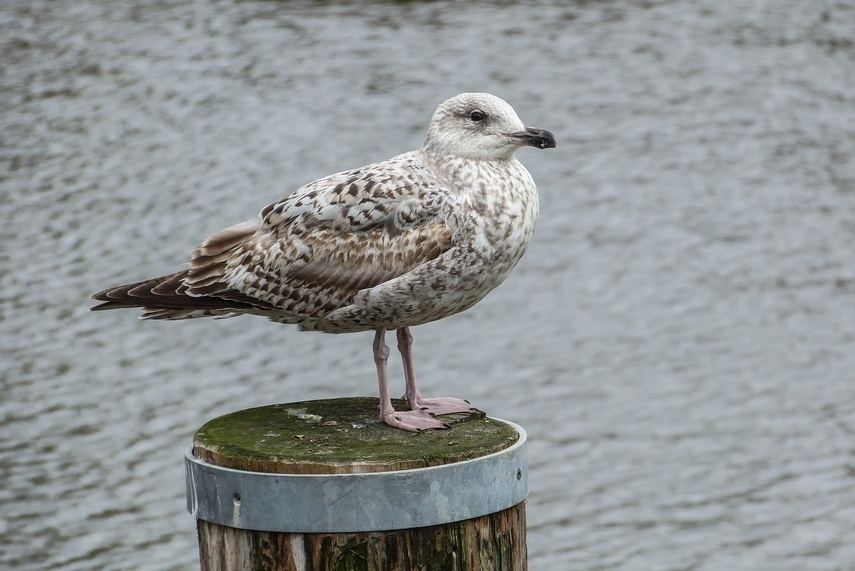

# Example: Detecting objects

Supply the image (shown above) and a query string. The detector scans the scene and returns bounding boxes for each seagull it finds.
[92,92,557,432]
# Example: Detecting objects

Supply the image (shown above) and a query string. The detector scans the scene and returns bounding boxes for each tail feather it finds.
[90,271,271,319]
[91,220,271,320]
[91,273,178,310]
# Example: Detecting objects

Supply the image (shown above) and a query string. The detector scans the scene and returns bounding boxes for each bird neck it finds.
[421,148,521,192]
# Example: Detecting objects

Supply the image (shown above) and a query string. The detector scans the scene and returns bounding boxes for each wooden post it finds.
[185,397,528,571]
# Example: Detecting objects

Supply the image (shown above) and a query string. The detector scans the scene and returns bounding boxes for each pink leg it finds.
[373,329,449,432]
[397,327,476,416]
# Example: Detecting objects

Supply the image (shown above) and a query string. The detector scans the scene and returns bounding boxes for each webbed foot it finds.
[383,408,451,432]
[410,396,478,417]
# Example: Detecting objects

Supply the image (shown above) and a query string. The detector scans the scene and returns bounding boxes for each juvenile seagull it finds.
[92,93,557,432]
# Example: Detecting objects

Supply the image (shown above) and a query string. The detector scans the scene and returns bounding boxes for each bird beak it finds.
[507,126,558,149]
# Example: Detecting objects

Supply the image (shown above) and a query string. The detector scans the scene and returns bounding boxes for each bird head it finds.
[424,93,557,161]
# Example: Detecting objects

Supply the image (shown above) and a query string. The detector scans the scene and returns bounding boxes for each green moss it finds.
[194,397,519,473]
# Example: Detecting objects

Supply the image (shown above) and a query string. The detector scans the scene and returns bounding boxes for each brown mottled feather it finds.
[92,163,454,324]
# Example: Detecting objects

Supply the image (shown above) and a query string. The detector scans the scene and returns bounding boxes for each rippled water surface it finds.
[3,1,855,569]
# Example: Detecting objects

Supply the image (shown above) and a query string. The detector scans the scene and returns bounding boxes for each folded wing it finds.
[92,161,454,324]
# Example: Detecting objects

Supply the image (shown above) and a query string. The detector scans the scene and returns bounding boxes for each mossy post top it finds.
[186,397,528,532]
[192,397,522,474]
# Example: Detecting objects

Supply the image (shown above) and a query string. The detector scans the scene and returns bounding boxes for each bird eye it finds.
[469,110,485,122]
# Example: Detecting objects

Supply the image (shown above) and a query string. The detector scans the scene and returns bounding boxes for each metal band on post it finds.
[185,420,527,533]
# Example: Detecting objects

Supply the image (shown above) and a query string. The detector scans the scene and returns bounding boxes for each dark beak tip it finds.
[539,129,558,149]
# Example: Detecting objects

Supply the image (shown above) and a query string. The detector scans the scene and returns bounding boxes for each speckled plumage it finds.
[93,93,556,431]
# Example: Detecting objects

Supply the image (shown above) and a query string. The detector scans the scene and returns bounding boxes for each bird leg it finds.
[396,327,477,416]
[374,329,449,432]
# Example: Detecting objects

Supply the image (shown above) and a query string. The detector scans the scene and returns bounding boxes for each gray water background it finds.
[3,1,855,569]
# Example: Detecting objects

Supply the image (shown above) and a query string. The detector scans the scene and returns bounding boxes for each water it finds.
[2,1,855,569]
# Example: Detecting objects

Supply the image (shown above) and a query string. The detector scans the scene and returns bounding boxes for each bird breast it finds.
[313,158,540,333]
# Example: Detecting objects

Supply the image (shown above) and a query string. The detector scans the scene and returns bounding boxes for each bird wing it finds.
[185,157,454,319]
